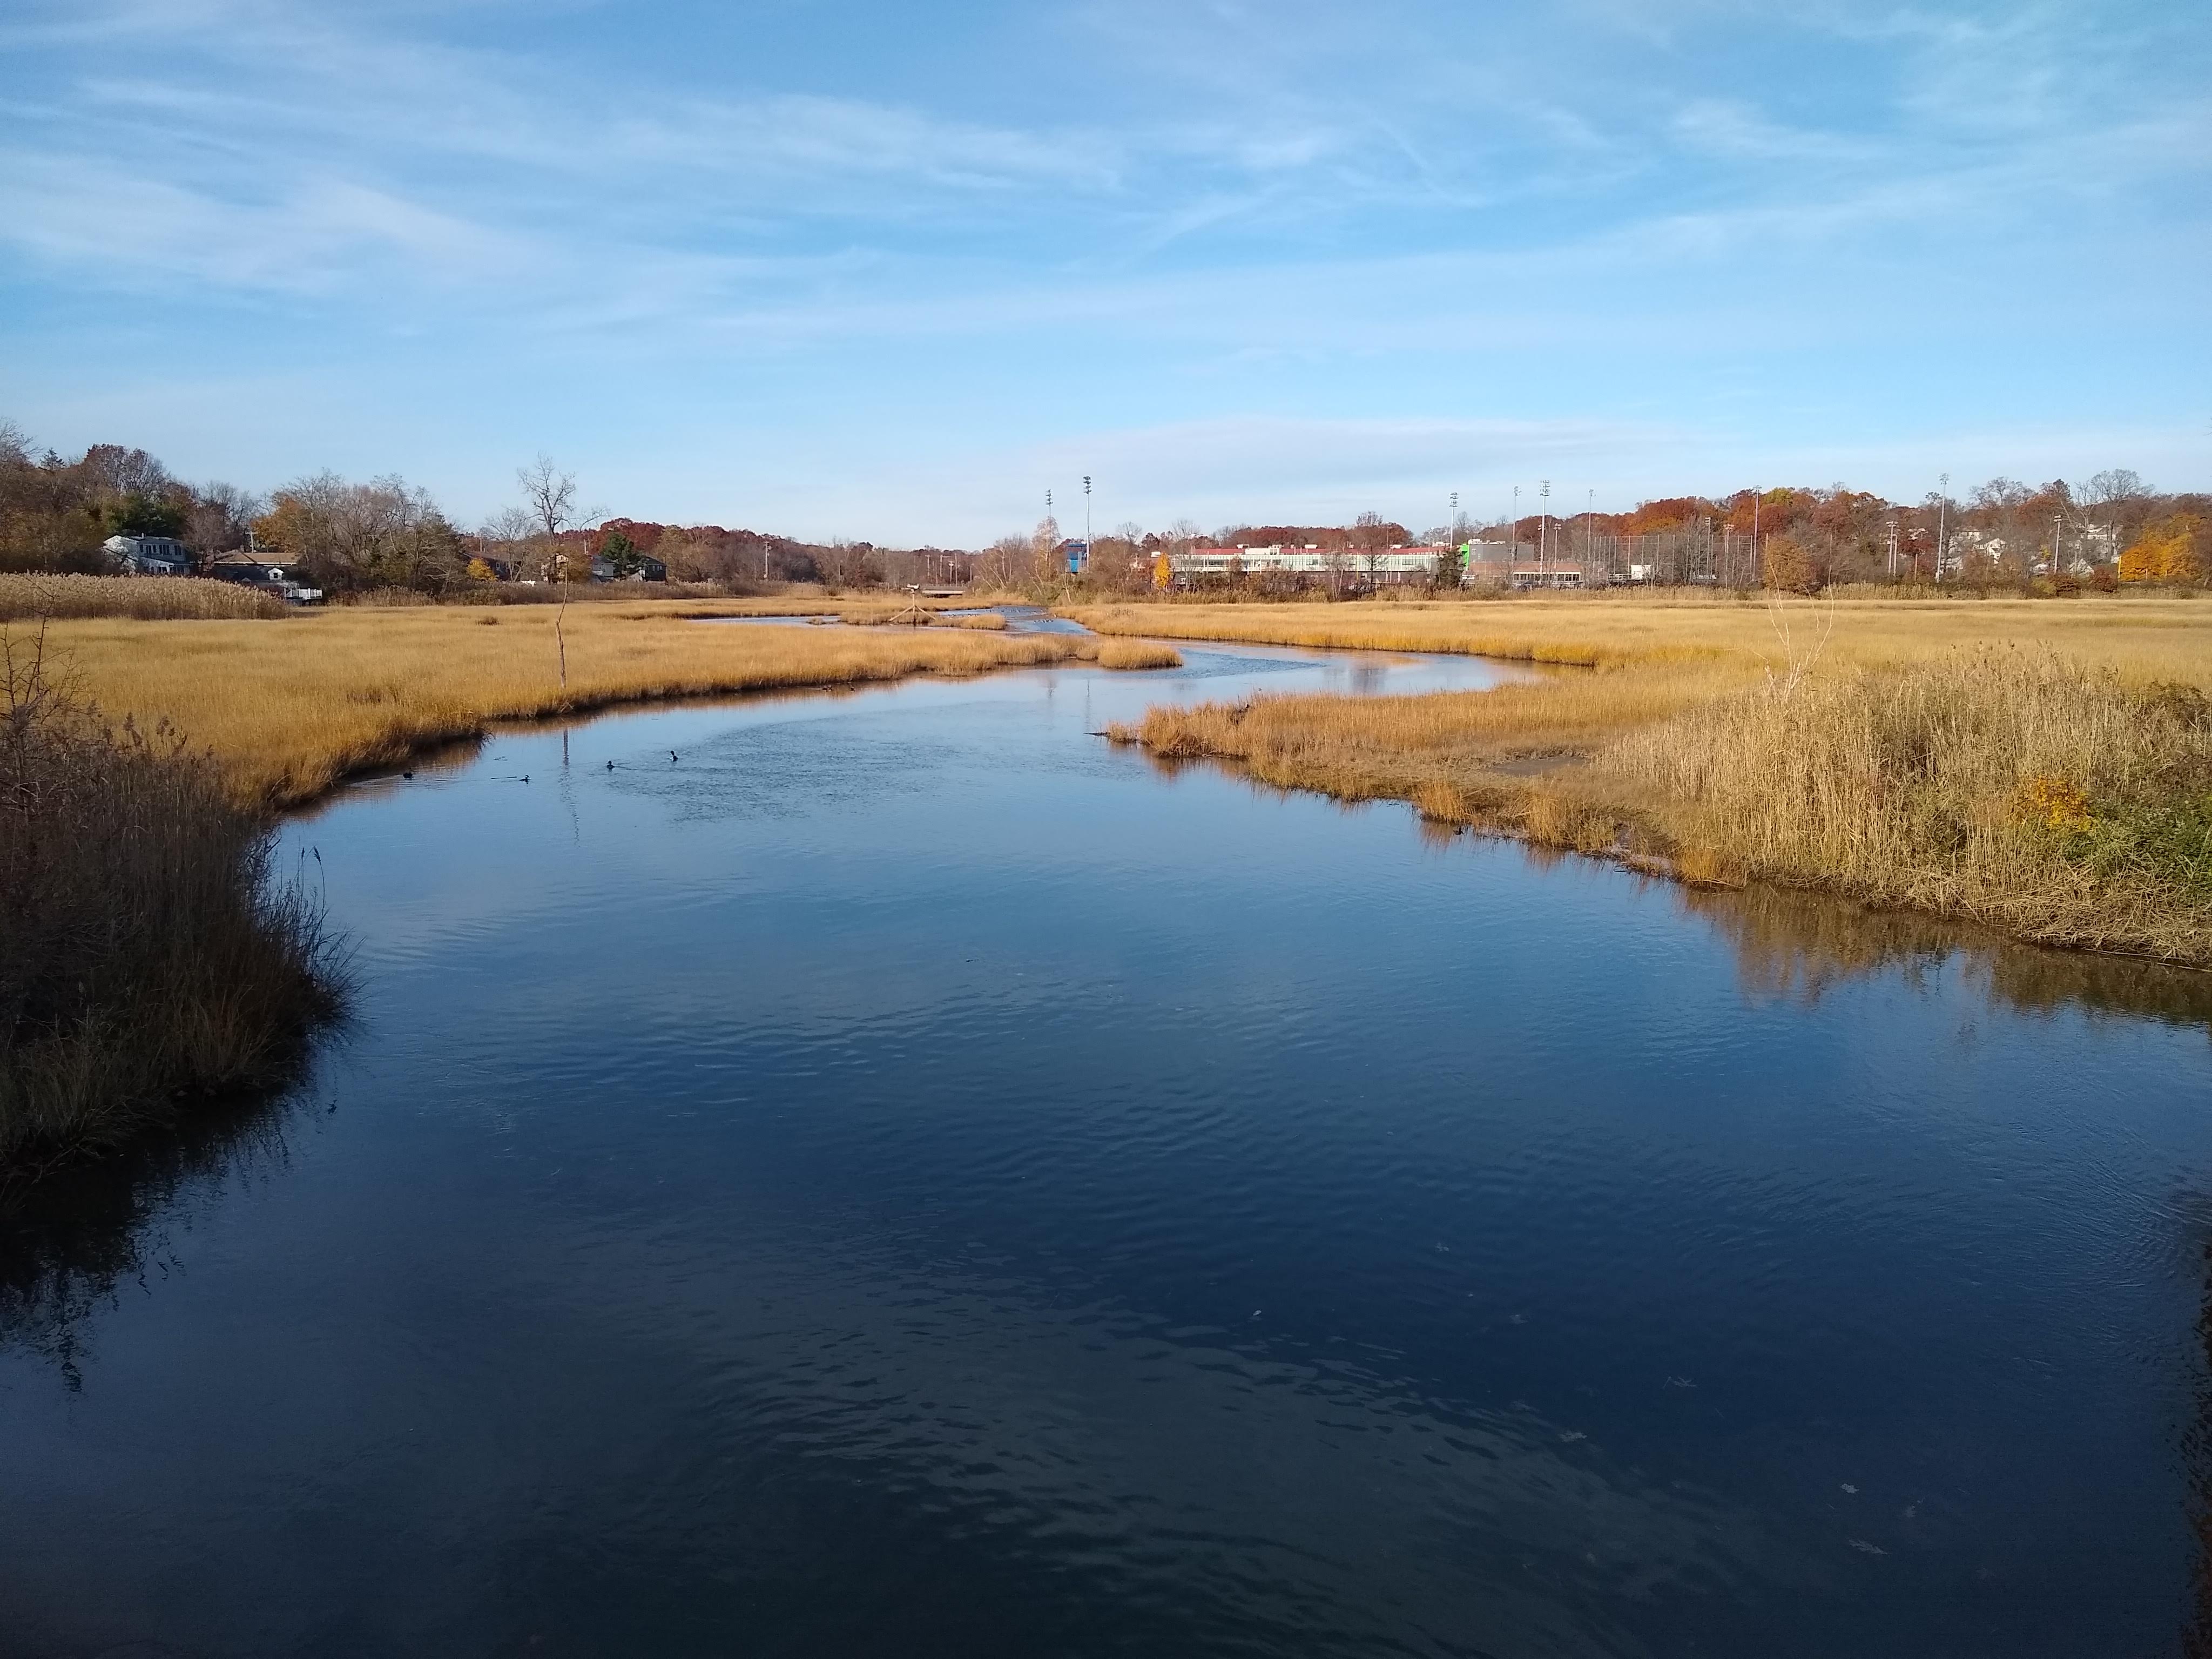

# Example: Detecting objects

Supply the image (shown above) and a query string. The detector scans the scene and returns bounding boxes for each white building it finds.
[1169,544,1444,585]
[102,533,193,575]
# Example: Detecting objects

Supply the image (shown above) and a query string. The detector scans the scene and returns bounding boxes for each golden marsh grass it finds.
[32,604,1105,807]
[1094,639,1183,670]
[1099,595,2212,965]
[1067,594,2212,684]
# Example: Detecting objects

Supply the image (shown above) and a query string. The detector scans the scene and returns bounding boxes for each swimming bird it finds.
[520,774,529,784]
[670,750,679,762]
[402,770,414,779]
[606,759,615,770]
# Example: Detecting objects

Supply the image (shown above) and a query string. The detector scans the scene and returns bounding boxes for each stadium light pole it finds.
[1936,472,1949,584]
[1084,475,1092,576]
[1539,480,1551,578]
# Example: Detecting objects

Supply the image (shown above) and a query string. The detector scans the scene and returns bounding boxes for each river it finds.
[3,626,2210,1657]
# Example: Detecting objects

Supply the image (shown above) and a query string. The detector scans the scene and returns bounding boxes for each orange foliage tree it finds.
[2119,514,2205,583]
[1761,534,1821,595]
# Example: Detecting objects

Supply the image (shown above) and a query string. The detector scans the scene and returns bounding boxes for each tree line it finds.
[0,430,975,597]
[2,417,2201,597]
[1490,476,2207,590]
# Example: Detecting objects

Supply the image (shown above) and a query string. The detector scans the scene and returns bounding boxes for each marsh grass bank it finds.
[1,632,345,1181]
[1066,594,2212,682]
[31,603,1135,808]
[1099,597,2212,965]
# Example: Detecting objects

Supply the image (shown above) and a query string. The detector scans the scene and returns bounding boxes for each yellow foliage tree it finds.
[2120,514,2206,583]
[1761,534,1821,595]
[250,494,314,558]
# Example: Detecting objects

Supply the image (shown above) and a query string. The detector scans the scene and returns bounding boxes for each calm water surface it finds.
[5,628,2211,1657]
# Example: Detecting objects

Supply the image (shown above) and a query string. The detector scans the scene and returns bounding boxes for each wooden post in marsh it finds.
[556,595,568,689]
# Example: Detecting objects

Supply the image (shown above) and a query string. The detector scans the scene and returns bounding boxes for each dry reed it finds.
[1602,651,2212,959]
[1,629,345,1175]
[1101,594,2212,965]
[0,574,287,623]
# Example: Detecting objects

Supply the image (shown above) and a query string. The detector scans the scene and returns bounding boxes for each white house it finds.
[103,533,193,575]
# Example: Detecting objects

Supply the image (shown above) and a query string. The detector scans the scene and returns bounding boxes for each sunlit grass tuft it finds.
[1095,639,1183,670]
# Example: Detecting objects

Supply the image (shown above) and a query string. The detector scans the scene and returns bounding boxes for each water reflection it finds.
[1680,881,2212,1035]
[0,1075,318,1388]
[2,643,2207,1657]
[2188,1220,2212,1658]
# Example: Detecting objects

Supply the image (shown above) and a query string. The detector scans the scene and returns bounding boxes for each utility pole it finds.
[1451,490,1459,544]
[1585,488,1594,581]
[1936,473,1948,585]
[1512,485,1520,563]
[1752,485,1761,586]
[1539,480,1551,579]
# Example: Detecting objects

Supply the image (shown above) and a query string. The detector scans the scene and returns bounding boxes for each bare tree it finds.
[480,506,538,544]
[2082,468,2150,567]
[2086,468,2146,505]
[1353,509,1392,587]
[186,482,262,553]
[517,454,577,537]
[258,472,463,590]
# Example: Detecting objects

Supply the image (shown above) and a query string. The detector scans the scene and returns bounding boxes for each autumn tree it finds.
[2120,515,2207,584]
[1762,534,1822,595]
[253,473,467,593]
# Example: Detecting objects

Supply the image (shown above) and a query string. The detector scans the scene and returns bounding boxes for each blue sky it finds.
[2,0,2206,542]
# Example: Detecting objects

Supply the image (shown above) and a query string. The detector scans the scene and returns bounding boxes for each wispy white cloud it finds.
[1,0,2204,530]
